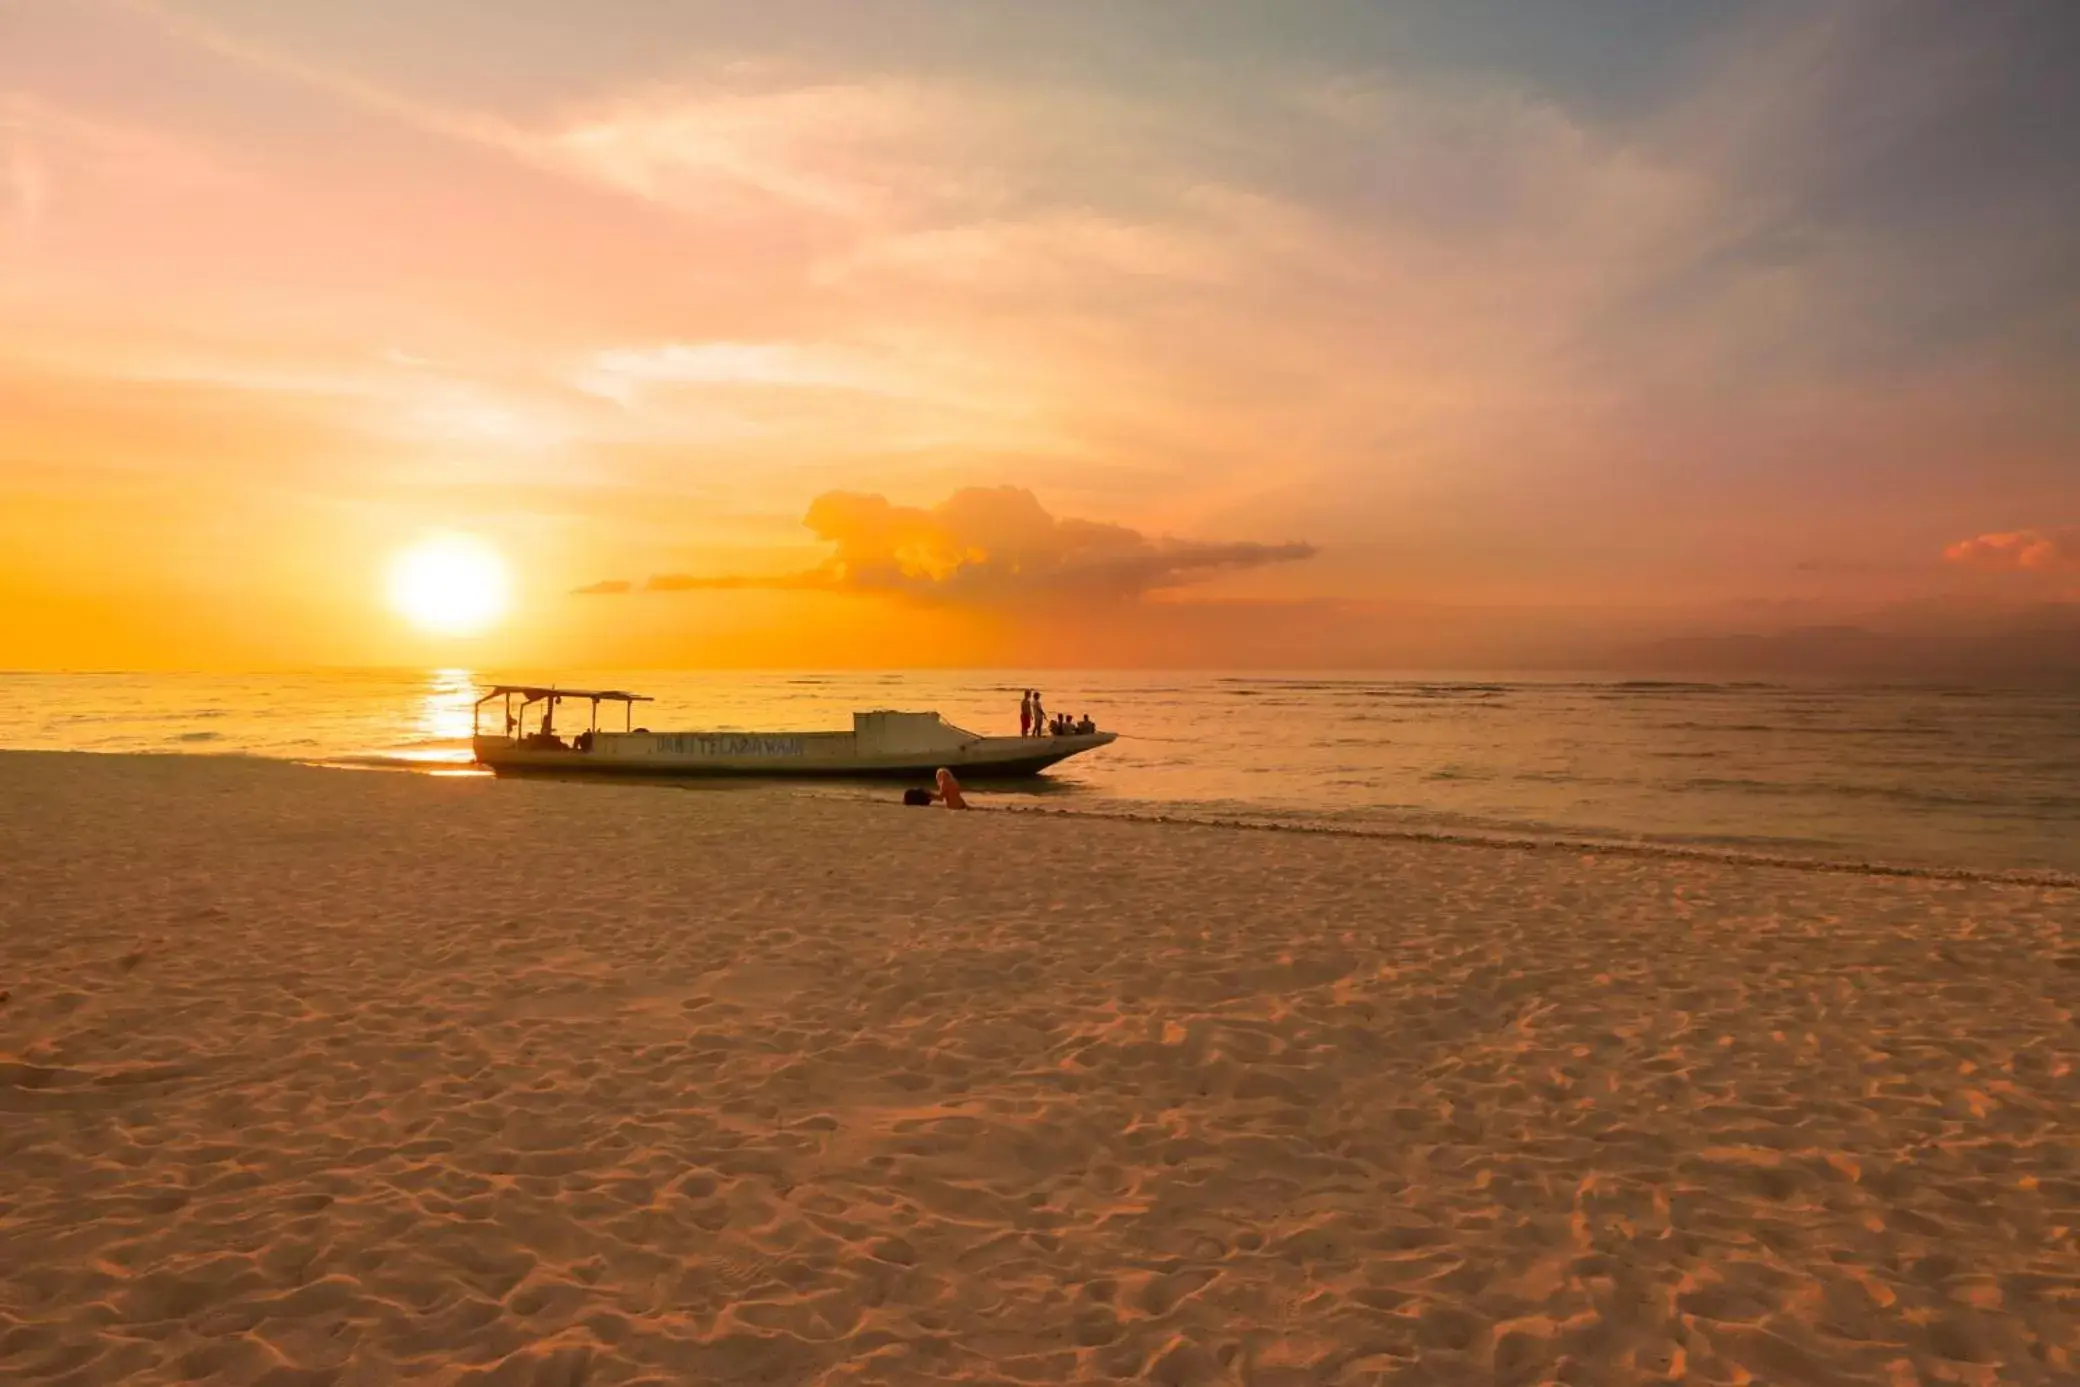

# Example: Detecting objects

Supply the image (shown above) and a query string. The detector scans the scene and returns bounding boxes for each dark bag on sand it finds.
[902,788,932,807]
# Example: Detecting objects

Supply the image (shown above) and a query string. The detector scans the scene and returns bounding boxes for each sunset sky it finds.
[3,0,2076,670]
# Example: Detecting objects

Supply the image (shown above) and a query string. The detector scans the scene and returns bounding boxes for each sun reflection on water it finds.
[393,668,479,764]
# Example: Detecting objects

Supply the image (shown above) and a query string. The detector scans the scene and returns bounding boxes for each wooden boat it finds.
[470,685,1116,778]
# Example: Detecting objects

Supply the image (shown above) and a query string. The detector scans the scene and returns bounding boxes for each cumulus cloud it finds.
[592,487,1314,603]
[1943,528,2080,574]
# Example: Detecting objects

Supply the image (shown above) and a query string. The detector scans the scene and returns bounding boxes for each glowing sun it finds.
[387,534,510,636]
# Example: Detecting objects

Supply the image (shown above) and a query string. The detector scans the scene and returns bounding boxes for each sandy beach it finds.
[2,751,2077,1386]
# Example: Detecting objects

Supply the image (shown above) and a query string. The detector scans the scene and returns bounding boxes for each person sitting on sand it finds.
[932,767,968,809]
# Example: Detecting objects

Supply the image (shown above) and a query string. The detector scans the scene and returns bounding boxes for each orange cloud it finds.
[1943,528,2080,574]
[589,487,1315,603]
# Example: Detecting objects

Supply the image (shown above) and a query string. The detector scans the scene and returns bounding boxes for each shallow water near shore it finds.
[3,668,2077,877]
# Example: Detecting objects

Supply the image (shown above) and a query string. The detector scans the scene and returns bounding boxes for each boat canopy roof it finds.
[475,684,652,705]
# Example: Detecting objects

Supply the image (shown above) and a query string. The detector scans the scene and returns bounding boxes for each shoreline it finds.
[8,746,2078,891]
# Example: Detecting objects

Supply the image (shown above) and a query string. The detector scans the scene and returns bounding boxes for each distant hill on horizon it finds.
[1618,606,2080,687]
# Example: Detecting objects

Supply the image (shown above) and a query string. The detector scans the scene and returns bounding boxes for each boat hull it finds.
[472,729,1115,780]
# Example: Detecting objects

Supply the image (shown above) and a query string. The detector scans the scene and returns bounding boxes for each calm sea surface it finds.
[3,669,2077,879]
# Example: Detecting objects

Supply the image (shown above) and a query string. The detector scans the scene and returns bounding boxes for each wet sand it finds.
[2,750,2078,1385]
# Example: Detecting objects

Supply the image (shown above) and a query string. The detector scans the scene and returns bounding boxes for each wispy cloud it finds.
[116,0,494,148]
[532,80,953,219]
[575,341,901,403]
[0,92,237,219]
[815,211,1236,293]
[1,100,50,255]
[125,6,981,227]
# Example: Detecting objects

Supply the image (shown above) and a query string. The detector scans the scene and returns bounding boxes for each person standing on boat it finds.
[1031,691,1045,737]
[1019,690,1033,738]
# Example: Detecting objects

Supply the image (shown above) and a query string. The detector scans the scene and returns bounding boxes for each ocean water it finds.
[3,669,2077,879]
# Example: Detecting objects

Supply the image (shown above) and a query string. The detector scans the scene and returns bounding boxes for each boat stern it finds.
[471,734,516,768]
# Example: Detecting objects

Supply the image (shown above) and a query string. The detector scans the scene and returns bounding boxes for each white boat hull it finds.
[472,709,1114,779]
